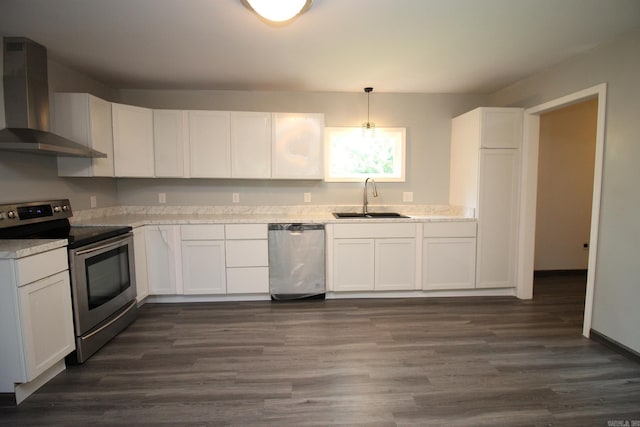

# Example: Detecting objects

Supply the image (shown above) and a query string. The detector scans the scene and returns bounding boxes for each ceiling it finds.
[1,0,639,94]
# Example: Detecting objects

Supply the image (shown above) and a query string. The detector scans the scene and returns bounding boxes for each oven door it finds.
[69,233,137,336]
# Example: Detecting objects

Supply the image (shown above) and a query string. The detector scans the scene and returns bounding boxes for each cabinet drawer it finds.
[225,240,268,267]
[333,223,416,239]
[181,224,225,240]
[225,224,268,239]
[423,221,477,238]
[227,267,269,294]
[16,248,68,287]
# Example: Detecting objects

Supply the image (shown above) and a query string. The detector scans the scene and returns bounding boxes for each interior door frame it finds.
[516,83,607,337]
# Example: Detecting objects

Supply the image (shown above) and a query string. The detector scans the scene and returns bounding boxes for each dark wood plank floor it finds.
[2,273,640,426]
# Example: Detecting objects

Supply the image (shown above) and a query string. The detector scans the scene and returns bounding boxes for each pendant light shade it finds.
[362,87,376,132]
[242,0,312,23]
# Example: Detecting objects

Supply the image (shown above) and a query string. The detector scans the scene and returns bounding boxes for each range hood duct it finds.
[0,37,106,157]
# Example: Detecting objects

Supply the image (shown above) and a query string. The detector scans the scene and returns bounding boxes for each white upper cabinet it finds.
[230,112,271,178]
[480,108,523,148]
[188,110,231,178]
[153,110,188,178]
[112,103,155,177]
[54,93,114,177]
[272,113,324,179]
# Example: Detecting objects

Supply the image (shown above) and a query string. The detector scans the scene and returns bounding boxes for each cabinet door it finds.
[227,267,269,294]
[154,110,187,177]
[375,238,416,291]
[112,103,155,177]
[481,108,523,149]
[145,226,180,295]
[181,240,226,295]
[230,112,271,178]
[333,239,375,291]
[133,227,149,302]
[272,113,324,179]
[477,149,519,288]
[55,93,114,177]
[423,238,476,290]
[18,271,75,381]
[188,110,231,178]
[225,240,268,267]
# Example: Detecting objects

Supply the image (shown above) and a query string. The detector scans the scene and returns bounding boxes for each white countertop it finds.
[1,205,475,256]
[0,239,68,259]
[70,204,475,227]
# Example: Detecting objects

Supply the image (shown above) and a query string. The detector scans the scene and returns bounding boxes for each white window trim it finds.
[323,127,406,182]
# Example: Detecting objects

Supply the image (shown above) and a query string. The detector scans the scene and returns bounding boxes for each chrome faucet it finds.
[363,177,378,214]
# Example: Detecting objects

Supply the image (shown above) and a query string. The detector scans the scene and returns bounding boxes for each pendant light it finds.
[241,0,312,24]
[362,87,376,133]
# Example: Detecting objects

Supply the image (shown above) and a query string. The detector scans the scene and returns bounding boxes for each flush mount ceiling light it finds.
[241,0,313,24]
[362,87,376,132]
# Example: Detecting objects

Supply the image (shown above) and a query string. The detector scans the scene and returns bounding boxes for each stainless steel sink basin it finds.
[333,212,410,219]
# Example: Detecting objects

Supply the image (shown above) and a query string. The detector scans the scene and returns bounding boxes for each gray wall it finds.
[490,28,640,353]
[116,90,485,207]
[0,43,119,210]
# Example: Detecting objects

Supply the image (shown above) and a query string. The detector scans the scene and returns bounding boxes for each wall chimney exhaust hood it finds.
[0,37,106,158]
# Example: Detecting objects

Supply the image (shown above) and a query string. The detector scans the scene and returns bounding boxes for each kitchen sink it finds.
[333,212,410,219]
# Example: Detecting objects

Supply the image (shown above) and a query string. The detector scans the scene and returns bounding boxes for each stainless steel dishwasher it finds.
[268,223,325,300]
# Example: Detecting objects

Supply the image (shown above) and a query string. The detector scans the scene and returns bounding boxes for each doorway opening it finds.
[533,99,598,316]
[517,84,607,338]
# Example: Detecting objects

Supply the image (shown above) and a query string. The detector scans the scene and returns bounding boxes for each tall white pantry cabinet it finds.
[449,107,523,289]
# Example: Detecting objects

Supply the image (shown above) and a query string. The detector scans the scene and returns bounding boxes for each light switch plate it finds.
[90,195,97,208]
[304,192,311,203]
[232,193,240,203]
[158,193,166,204]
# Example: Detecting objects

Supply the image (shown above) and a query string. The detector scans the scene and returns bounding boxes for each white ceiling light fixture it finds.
[241,0,313,24]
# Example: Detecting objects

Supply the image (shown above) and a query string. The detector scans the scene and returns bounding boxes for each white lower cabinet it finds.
[18,271,75,381]
[333,239,375,291]
[332,223,417,292]
[375,239,416,291]
[145,225,181,295]
[133,226,149,302]
[0,247,75,404]
[422,222,477,290]
[181,240,226,294]
[225,224,269,294]
[180,225,226,295]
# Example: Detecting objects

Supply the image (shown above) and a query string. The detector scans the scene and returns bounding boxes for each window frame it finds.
[323,127,406,182]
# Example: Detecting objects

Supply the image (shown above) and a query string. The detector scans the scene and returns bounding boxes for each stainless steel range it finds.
[0,199,137,363]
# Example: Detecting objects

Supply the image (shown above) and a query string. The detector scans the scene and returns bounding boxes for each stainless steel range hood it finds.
[0,37,106,157]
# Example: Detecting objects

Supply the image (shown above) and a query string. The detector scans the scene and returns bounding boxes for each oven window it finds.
[85,245,131,309]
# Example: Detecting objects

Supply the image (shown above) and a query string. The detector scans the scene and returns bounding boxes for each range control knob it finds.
[53,206,61,213]
[0,212,5,220]
[7,210,16,219]
[62,205,69,212]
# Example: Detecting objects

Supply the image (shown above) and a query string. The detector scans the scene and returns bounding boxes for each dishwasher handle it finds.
[268,223,325,232]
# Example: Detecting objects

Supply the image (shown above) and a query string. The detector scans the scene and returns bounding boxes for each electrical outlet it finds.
[158,192,166,204]
[90,195,97,208]
[232,193,240,203]
[403,192,414,202]
[304,192,311,203]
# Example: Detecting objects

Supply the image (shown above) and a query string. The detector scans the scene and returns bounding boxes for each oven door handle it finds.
[74,238,127,256]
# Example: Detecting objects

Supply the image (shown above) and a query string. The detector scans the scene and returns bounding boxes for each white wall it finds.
[116,90,485,207]
[490,28,640,353]
[0,37,119,210]
[535,99,597,271]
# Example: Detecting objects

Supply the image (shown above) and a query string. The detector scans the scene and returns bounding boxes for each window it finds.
[324,127,406,182]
